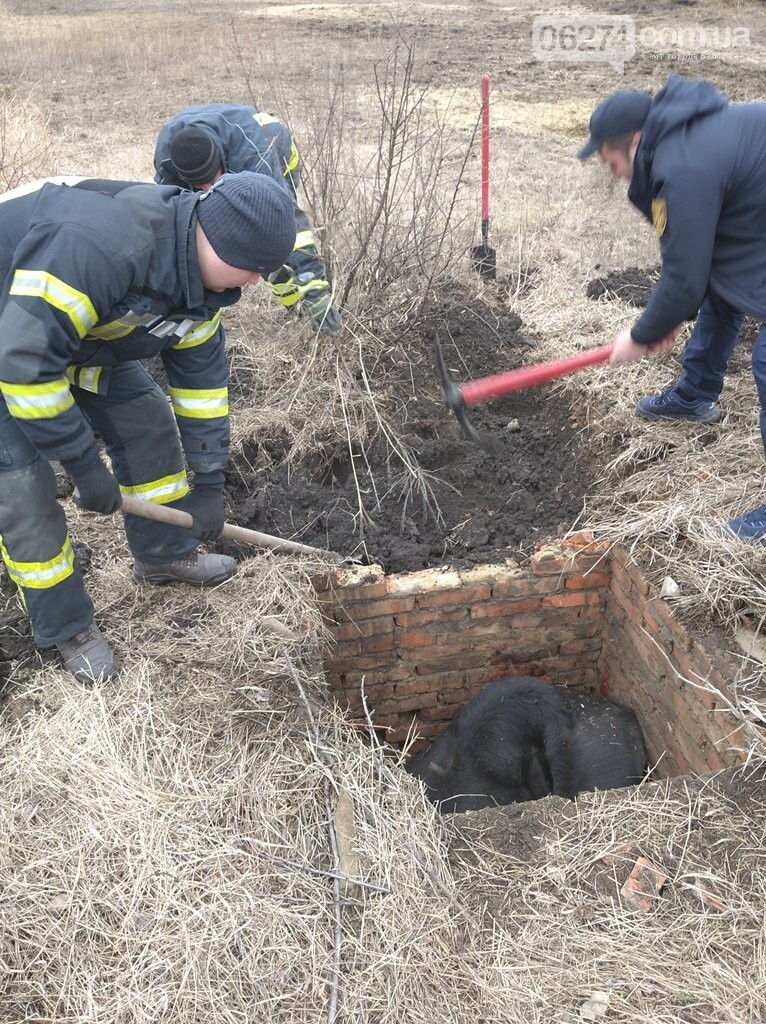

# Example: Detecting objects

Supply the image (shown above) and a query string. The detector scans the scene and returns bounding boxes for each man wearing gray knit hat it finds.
[0,173,296,685]
[196,172,296,275]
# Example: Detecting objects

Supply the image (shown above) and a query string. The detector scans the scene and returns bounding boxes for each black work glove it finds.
[62,448,122,515]
[185,473,225,541]
[301,287,342,334]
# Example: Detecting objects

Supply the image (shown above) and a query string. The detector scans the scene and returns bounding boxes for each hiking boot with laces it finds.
[56,623,119,684]
[721,503,766,545]
[636,385,721,424]
[132,550,236,587]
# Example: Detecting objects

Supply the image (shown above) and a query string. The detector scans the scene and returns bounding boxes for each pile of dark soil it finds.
[586,265,660,307]
[225,296,595,573]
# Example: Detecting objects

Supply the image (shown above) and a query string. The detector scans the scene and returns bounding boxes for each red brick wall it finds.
[601,548,757,778]
[316,533,609,746]
[316,536,760,776]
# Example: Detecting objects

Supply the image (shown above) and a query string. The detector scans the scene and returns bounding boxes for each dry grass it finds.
[2,1,766,1021]
[449,766,766,1023]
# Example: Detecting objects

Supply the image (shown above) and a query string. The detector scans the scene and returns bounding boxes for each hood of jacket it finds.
[629,76,728,217]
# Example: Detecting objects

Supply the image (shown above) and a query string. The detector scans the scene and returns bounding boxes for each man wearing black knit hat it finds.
[154,103,341,334]
[580,75,766,544]
[0,172,296,683]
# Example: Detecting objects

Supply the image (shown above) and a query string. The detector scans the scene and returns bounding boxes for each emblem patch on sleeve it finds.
[651,198,667,238]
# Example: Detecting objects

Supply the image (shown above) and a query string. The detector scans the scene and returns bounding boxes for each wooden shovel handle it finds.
[120,494,342,562]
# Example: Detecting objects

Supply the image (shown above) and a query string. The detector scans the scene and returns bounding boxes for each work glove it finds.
[63,448,122,515]
[301,287,342,334]
[267,267,341,334]
[185,472,225,542]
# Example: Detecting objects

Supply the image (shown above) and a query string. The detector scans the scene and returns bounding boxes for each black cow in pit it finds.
[406,675,647,813]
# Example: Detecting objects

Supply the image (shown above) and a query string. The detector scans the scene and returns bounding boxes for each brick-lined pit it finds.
[315,533,760,778]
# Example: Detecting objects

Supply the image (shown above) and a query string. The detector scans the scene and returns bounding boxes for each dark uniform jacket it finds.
[154,104,327,297]
[154,103,296,190]
[629,75,766,344]
[0,178,236,473]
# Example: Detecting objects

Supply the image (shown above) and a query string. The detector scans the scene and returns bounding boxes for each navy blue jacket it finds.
[154,104,327,292]
[629,76,766,344]
[0,179,237,472]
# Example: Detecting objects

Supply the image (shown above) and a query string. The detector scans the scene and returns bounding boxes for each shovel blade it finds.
[471,243,496,280]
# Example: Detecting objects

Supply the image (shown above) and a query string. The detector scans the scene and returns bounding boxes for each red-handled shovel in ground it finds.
[471,74,496,281]
[436,337,613,450]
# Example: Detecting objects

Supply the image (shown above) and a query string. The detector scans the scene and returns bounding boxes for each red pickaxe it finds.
[436,338,613,450]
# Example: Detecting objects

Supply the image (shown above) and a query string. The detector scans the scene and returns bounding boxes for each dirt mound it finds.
[225,298,595,572]
[586,265,660,307]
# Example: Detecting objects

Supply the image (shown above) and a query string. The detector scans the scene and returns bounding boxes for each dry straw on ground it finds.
[1,1,766,1021]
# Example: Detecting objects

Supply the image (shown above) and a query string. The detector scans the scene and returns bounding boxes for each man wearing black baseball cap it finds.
[579,74,766,544]
[577,89,652,161]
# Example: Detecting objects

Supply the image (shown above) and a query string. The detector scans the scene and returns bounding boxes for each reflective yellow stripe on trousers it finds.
[168,386,228,419]
[0,535,75,589]
[119,470,190,505]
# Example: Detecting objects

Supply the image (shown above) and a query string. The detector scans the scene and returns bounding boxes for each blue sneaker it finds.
[722,504,766,544]
[636,386,721,423]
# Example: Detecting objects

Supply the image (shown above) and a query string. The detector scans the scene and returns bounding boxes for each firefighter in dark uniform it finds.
[579,75,766,544]
[0,172,296,682]
[154,103,341,334]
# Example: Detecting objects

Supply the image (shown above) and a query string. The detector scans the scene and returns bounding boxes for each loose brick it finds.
[621,856,668,911]
[529,546,569,576]
[571,552,612,574]
[559,529,598,549]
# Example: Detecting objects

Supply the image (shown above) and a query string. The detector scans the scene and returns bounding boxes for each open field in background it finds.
[1,1,766,1021]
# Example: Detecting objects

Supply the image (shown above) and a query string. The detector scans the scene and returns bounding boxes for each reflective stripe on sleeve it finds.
[171,312,221,350]
[119,471,190,505]
[294,230,316,250]
[0,378,74,419]
[0,535,75,590]
[66,366,103,393]
[168,386,228,420]
[284,141,300,175]
[87,320,137,341]
[10,270,98,338]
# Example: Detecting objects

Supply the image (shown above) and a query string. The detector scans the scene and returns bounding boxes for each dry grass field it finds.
[1,1,766,1021]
